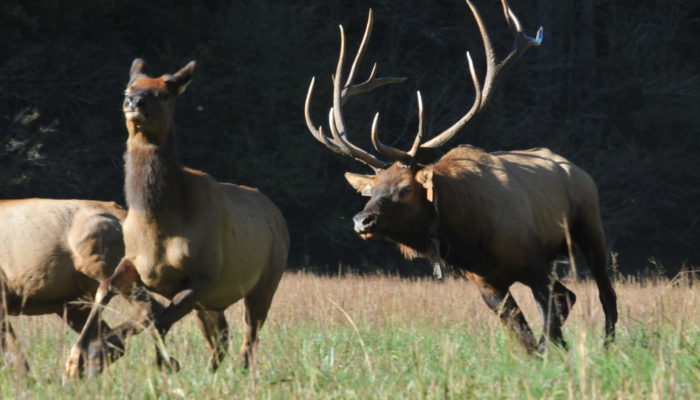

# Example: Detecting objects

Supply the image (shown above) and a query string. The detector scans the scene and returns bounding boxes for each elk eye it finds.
[398,185,411,198]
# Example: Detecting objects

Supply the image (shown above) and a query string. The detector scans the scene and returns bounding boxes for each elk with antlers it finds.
[65,59,289,377]
[305,0,617,351]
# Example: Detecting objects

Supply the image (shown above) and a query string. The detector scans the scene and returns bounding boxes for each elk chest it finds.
[122,215,192,297]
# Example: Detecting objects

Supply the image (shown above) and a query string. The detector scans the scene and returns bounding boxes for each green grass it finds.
[2,273,699,399]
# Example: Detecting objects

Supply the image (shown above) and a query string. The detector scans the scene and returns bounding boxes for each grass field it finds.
[1,272,699,399]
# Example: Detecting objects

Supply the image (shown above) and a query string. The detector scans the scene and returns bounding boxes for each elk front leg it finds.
[465,272,538,353]
[0,303,29,376]
[151,279,211,372]
[59,303,129,378]
[64,281,114,378]
[64,258,140,378]
[83,286,165,377]
[195,310,229,371]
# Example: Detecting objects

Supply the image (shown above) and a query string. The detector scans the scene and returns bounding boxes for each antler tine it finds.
[305,77,345,155]
[345,9,373,89]
[342,63,407,105]
[420,51,481,149]
[342,10,407,102]
[407,91,424,158]
[327,25,389,170]
[497,0,543,76]
[371,91,425,165]
[370,113,411,165]
[420,0,541,150]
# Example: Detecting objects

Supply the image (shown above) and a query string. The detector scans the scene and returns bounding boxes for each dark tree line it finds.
[1,0,698,275]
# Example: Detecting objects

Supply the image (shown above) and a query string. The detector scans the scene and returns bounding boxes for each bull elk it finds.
[0,199,130,375]
[65,59,289,377]
[304,0,617,351]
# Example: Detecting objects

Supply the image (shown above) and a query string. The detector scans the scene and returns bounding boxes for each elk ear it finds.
[344,172,375,197]
[169,60,196,95]
[130,58,147,78]
[415,169,435,202]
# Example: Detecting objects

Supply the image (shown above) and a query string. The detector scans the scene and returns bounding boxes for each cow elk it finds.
[65,59,289,377]
[0,199,131,375]
[304,0,617,352]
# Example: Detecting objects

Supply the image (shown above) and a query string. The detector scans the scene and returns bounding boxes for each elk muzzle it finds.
[353,211,378,238]
[123,95,146,121]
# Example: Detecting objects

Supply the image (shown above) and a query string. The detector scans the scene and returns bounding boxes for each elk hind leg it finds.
[195,309,229,371]
[573,217,618,342]
[529,278,576,350]
[240,293,276,370]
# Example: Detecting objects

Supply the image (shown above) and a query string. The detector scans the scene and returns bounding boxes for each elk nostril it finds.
[361,214,376,226]
[124,96,135,109]
[353,212,377,232]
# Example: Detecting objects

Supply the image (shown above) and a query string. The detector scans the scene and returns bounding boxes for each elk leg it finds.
[81,287,165,377]
[64,258,140,378]
[572,218,618,343]
[0,304,29,375]
[465,272,538,353]
[529,279,576,350]
[102,285,162,340]
[63,280,115,378]
[240,292,276,370]
[151,280,210,372]
[58,302,130,377]
[195,309,229,371]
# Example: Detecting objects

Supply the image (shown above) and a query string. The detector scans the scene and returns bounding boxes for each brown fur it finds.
[65,59,289,377]
[0,199,128,375]
[347,145,618,352]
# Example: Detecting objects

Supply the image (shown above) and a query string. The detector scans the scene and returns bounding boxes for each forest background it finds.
[1,0,698,275]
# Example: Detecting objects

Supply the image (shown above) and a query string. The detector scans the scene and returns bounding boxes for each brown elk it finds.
[304,0,617,351]
[0,199,131,375]
[65,59,289,377]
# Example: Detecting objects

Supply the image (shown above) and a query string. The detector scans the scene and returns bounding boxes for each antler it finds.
[305,9,407,172]
[305,1,542,169]
[372,0,543,162]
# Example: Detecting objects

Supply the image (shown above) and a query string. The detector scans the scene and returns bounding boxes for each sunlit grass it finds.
[2,272,699,399]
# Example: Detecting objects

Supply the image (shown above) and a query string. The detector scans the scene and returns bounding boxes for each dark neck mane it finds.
[124,130,182,215]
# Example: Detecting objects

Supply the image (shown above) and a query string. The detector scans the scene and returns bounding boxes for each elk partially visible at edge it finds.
[304,0,617,352]
[0,199,133,375]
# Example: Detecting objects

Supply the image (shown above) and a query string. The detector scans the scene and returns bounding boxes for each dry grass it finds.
[269,272,700,335]
[2,272,699,399]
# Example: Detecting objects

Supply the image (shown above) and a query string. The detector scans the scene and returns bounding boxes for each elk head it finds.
[123,59,196,144]
[305,0,542,251]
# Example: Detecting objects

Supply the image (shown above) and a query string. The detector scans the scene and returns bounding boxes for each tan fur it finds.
[426,146,597,272]
[320,0,615,354]
[66,59,289,376]
[0,199,125,314]
[122,166,289,309]
[346,145,617,351]
[0,198,126,373]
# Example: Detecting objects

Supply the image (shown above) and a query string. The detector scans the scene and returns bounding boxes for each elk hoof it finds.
[64,346,85,379]
[157,355,181,373]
